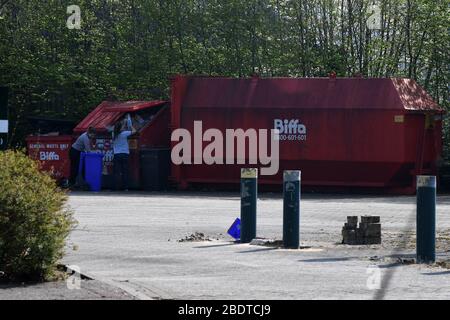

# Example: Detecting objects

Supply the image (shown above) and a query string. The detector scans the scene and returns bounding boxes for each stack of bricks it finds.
[342,216,381,245]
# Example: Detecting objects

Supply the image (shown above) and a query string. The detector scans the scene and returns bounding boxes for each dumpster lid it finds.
[178,76,443,112]
[391,78,442,112]
[74,100,168,134]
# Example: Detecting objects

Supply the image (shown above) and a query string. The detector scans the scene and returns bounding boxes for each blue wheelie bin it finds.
[79,152,104,191]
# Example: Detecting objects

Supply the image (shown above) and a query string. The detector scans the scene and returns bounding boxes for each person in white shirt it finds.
[69,127,96,185]
[112,120,136,191]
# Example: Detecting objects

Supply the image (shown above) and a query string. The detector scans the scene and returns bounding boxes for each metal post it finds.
[240,168,258,243]
[416,175,436,264]
[283,170,301,249]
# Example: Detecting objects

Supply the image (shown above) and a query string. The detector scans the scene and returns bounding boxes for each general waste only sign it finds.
[0,87,8,150]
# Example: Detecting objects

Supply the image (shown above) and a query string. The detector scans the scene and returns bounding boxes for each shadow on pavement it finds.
[298,257,359,263]
[421,271,450,276]
[193,242,237,249]
[237,247,279,254]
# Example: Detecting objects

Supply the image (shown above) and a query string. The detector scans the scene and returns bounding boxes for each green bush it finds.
[0,150,76,281]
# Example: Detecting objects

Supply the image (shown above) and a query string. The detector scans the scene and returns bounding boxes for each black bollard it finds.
[283,170,301,249]
[240,168,257,243]
[416,175,436,264]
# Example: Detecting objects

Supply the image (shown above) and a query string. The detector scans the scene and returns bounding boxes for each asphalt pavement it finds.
[58,191,450,300]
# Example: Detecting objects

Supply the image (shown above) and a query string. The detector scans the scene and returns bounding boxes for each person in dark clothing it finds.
[112,120,136,191]
[69,127,96,185]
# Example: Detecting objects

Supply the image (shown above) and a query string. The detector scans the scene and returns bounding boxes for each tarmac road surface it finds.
[62,191,450,300]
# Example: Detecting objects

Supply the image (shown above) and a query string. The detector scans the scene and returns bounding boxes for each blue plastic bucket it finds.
[227,218,241,240]
[83,152,104,192]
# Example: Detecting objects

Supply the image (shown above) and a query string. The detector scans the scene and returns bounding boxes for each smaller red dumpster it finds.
[73,100,171,189]
[26,135,73,183]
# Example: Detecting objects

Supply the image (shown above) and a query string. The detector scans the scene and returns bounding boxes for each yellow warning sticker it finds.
[394,115,404,123]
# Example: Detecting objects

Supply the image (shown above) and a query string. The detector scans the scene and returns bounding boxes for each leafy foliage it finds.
[0,0,448,157]
[0,150,76,281]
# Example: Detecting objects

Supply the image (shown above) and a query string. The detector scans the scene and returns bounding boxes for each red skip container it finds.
[169,75,444,194]
[26,135,73,183]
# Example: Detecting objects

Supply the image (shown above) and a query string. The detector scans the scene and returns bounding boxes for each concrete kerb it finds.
[62,264,170,300]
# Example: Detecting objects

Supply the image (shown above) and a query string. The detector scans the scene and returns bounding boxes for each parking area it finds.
[63,192,450,300]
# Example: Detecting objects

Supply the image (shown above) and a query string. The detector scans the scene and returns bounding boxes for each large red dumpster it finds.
[169,75,444,194]
[73,100,171,189]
